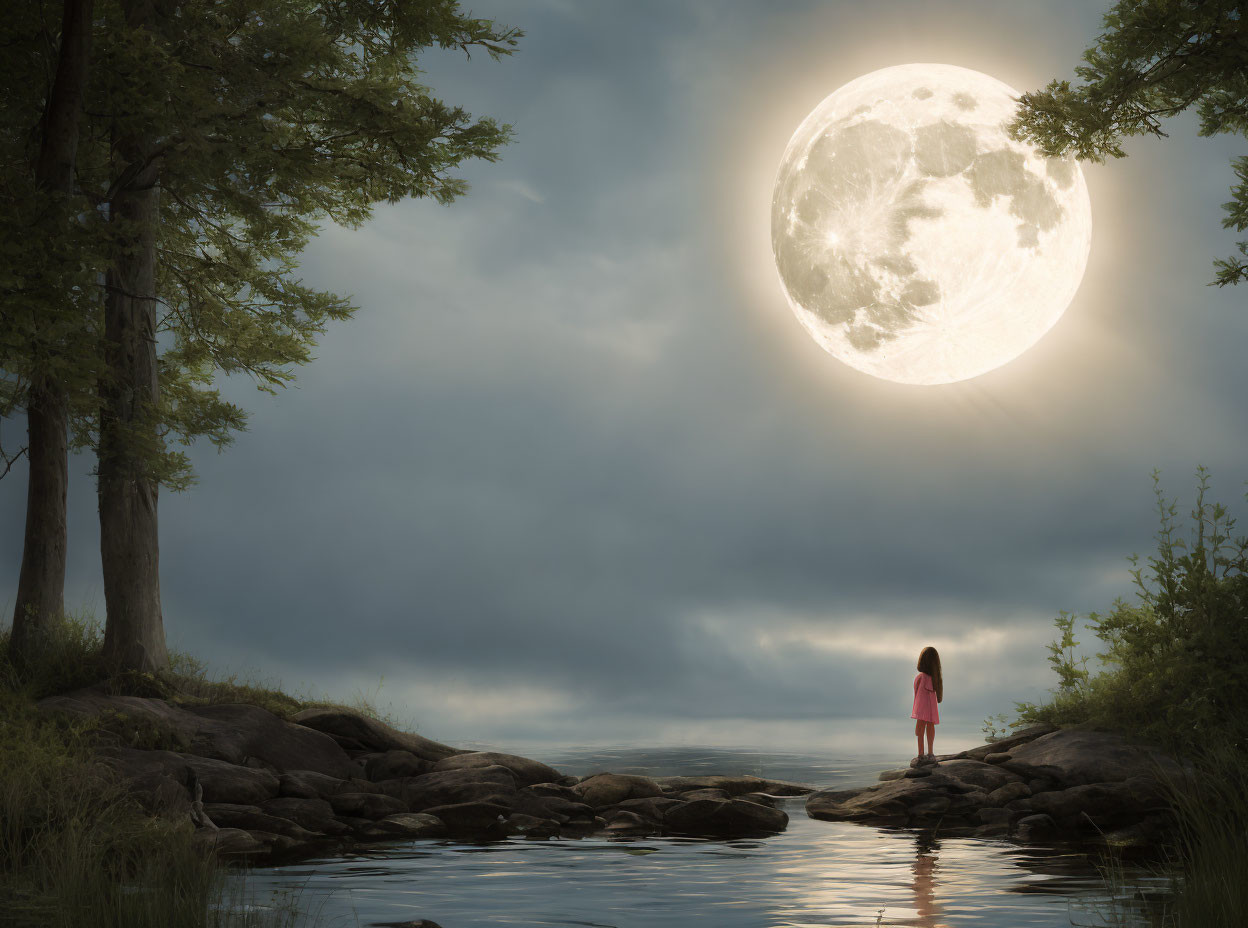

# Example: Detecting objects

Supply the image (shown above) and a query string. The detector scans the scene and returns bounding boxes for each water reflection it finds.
[233,748,1172,928]
[910,834,944,928]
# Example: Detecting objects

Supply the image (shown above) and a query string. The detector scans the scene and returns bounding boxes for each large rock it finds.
[431,752,561,787]
[1001,730,1185,787]
[962,724,1058,761]
[192,826,268,857]
[665,798,789,836]
[181,754,280,805]
[360,813,447,840]
[573,774,663,807]
[260,797,351,835]
[289,707,465,762]
[420,800,510,833]
[202,803,322,842]
[278,770,350,799]
[1026,782,1141,825]
[41,690,363,780]
[929,759,1022,793]
[381,766,518,811]
[362,750,433,781]
[328,791,409,820]
[93,747,193,820]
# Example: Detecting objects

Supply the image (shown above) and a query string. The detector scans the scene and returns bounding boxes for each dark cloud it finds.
[3,1,1248,750]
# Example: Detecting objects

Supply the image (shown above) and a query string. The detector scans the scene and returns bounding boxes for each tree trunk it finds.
[98,142,169,674]
[10,384,69,663]
[10,0,95,668]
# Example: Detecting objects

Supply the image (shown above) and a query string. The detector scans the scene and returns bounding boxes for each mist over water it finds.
[235,747,1172,928]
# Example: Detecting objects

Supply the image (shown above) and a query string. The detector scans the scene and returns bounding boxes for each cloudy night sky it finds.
[4,0,1247,755]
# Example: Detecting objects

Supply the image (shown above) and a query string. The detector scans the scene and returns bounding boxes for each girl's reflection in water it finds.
[911,832,946,928]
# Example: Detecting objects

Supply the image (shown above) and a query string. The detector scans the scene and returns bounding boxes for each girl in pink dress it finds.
[911,646,943,764]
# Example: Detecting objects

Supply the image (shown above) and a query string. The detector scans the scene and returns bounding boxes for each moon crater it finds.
[772,63,1091,384]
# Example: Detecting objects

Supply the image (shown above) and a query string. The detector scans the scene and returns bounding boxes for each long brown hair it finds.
[917,646,943,703]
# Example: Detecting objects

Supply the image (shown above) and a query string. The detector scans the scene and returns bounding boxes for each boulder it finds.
[962,724,1058,761]
[328,791,409,820]
[878,769,906,781]
[362,750,432,781]
[930,759,1022,793]
[976,808,1013,826]
[665,798,789,836]
[1000,729,1184,787]
[249,831,301,854]
[360,813,447,840]
[93,747,193,820]
[192,826,268,857]
[985,782,1031,806]
[381,766,517,811]
[651,775,813,797]
[1015,813,1058,840]
[737,792,781,808]
[202,803,321,842]
[574,774,663,807]
[431,752,561,787]
[42,690,362,779]
[181,754,280,805]
[278,770,349,799]
[1026,782,1140,825]
[420,799,510,833]
[504,813,562,838]
[260,797,351,835]
[289,707,465,762]
[677,788,730,802]
[599,797,683,823]
[524,782,581,801]
[604,810,657,835]
[510,791,595,824]
[984,753,1012,765]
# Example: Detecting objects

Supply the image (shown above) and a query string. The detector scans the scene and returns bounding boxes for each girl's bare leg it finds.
[915,720,924,758]
[926,722,935,756]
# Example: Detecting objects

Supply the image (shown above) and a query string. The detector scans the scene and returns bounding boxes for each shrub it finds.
[1016,468,1248,758]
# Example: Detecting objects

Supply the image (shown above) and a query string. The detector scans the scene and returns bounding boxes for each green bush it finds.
[1016,467,1248,758]
[0,614,340,927]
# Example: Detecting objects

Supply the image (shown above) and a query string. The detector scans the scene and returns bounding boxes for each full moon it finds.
[771,63,1092,385]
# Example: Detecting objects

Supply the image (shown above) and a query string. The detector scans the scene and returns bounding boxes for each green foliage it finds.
[981,712,1011,741]
[1160,745,1248,927]
[0,619,306,927]
[1046,610,1091,696]
[1017,467,1248,758]
[2,0,522,488]
[1007,0,1248,287]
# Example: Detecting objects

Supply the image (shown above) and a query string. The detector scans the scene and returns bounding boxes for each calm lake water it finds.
[231,747,1173,928]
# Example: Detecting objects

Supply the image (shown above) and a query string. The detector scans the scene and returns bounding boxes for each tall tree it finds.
[12,0,519,672]
[1007,0,1248,287]
[2,0,98,668]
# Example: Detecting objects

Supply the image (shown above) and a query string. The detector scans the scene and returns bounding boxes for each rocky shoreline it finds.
[806,723,1188,848]
[37,687,812,860]
[37,688,1189,862]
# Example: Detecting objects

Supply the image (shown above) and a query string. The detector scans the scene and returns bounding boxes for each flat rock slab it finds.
[41,690,362,780]
[1000,729,1186,787]
[432,751,561,787]
[381,765,518,811]
[574,774,664,807]
[652,775,814,797]
[807,727,1184,847]
[290,708,465,762]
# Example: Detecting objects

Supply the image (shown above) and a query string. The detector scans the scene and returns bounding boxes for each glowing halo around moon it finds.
[771,63,1092,385]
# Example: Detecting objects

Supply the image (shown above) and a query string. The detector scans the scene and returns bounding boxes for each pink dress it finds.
[911,672,939,724]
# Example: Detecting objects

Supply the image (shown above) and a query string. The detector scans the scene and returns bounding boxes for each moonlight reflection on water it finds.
[235,748,1170,928]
